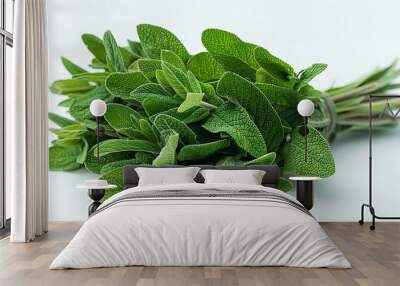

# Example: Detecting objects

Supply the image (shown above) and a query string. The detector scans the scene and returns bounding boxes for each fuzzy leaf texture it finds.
[153,114,197,145]
[97,139,160,157]
[103,31,127,72]
[61,57,87,75]
[161,50,186,71]
[254,47,295,82]
[100,167,124,200]
[48,23,340,187]
[202,101,267,158]
[49,140,83,171]
[152,107,210,124]
[129,59,161,81]
[82,33,107,64]
[161,62,190,98]
[296,63,328,90]
[178,93,204,112]
[104,103,140,135]
[50,79,94,95]
[153,132,179,166]
[84,144,134,174]
[105,72,149,99]
[285,127,335,177]
[48,112,76,127]
[137,24,190,62]
[178,139,230,161]
[244,152,276,165]
[217,72,284,151]
[100,159,139,175]
[187,52,224,82]
[202,29,259,80]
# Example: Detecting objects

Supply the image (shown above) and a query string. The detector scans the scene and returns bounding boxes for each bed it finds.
[50,165,350,269]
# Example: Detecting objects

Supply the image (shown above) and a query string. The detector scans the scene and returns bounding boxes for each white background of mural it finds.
[48,0,400,221]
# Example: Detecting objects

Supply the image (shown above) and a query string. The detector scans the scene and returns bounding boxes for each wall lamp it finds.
[297,99,315,162]
[89,99,107,161]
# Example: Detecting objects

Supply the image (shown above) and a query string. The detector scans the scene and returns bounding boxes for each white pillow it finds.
[135,167,200,186]
[200,169,266,185]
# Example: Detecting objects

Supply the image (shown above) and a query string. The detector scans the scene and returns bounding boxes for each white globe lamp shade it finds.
[90,99,107,117]
[297,99,315,117]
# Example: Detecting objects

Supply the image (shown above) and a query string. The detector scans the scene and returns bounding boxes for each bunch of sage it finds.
[49,24,399,199]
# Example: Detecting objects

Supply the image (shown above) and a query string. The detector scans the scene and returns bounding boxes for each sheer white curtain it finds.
[7,0,48,242]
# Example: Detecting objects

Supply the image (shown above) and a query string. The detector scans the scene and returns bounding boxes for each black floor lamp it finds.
[85,99,108,215]
[288,99,318,211]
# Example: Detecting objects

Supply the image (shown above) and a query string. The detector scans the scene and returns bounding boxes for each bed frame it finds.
[123,165,280,189]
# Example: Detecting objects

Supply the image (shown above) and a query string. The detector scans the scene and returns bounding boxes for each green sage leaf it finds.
[202,101,267,158]
[161,62,190,98]
[97,139,160,157]
[127,40,146,58]
[139,119,160,143]
[254,47,295,82]
[256,83,302,128]
[285,127,335,177]
[178,139,230,161]
[244,152,276,165]
[178,93,204,112]
[76,137,89,164]
[153,131,179,166]
[100,158,139,175]
[49,140,83,171]
[104,103,140,133]
[187,52,224,82]
[50,79,94,95]
[72,72,110,85]
[105,72,149,99]
[82,33,107,64]
[200,82,224,106]
[153,114,197,144]
[296,63,328,90]
[103,31,127,72]
[202,29,259,80]
[150,107,210,124]
[135,152,155,164]
[50,124,87,139]
[217,72,284,151]
[48,112,76,127]
[161,50,186,71]
[128,59,162,81]
[61,57,87,75]
[84,144,133,174]
[100,167,123,200]
[137,24,190,62]
[187,71,202,93]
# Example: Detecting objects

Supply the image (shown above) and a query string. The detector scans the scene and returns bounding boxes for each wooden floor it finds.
[0,222,399,286]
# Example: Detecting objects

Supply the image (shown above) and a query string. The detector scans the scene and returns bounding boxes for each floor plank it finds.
[0,222,399,286]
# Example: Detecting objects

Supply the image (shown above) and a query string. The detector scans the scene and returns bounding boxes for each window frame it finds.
[0,0,14,235]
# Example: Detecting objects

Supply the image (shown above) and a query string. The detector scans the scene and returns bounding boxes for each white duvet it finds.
[50,183,350,269]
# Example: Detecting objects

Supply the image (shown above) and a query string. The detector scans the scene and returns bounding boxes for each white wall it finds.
[47,0,400,221]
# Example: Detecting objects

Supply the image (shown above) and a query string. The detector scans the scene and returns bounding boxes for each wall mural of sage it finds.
[48,24,400,200]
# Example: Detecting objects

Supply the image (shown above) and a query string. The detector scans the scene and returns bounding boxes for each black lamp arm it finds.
[299,117,309,136]
[95,116,106,161]
[298,116,309,162]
